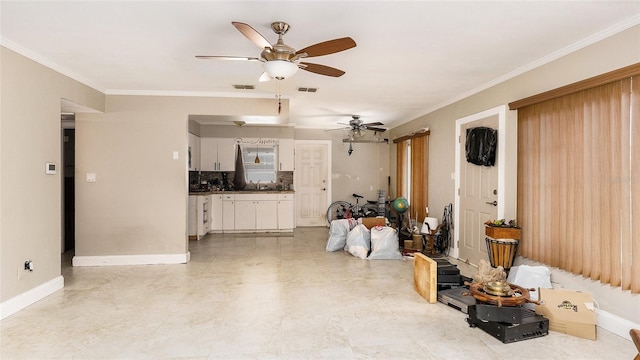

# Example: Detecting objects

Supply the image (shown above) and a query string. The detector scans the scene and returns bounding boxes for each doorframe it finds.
[453,105,518,259]
[294,139,332,226]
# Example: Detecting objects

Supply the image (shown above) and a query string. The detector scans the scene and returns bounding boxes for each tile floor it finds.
[1,227,636,359]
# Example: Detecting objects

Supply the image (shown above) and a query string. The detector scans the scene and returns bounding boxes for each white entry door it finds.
[295,141,330,227]
[458,115,499,266]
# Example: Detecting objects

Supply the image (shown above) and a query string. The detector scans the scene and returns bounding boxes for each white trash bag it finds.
[344,224,371,259]
[368,226,402,260]
[326,218,357,252]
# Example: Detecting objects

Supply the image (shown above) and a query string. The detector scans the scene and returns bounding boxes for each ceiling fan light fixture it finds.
[263,60,299,80]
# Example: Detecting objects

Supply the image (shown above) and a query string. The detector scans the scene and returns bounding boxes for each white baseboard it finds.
[597,309,640,341]
[72,252,190,267]
[0,276,64,320]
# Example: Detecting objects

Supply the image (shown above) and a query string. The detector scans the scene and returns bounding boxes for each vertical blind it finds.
[517,76,639,293]
[395,133,430,222]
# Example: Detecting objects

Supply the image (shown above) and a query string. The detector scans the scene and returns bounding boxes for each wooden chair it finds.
[631,328,640,360]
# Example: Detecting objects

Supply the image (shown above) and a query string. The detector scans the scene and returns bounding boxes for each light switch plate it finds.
[172,151,179,160]
[45,162,56,175]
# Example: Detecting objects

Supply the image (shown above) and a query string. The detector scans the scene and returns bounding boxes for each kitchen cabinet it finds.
[234,199,256,231]
[277,194,294,230]
[222,194,235,231]
[217,138,236,171]
[234,193,280,231]
[209,194,223,231]
[200,138,236,171]
[188,195,209,240]
[256,200,278,230]
[207,192,294,232]
[278,138,295,171]
[188,133,200,171]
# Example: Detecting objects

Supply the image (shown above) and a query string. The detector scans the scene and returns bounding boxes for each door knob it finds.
[321,188,326,191]
[486,201,497,206]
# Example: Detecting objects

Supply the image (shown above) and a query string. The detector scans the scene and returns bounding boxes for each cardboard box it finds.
[535,288,597,340]
[361,217,386,229]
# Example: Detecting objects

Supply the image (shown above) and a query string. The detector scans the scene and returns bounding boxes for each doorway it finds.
[453,105,517,264]
[61,115,75,252]
[294,140,331,227]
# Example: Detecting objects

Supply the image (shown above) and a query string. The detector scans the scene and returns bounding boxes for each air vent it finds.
[298,87,318,93]
[233,84,254,90]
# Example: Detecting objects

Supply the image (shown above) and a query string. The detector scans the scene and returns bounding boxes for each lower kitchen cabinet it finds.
[199,192,294,233]
[222,194,235,231]
[209,194,223,231]
[234,200,256,231]
[256,200,278,230]
[277,194,294,230]
[188,195,209,240]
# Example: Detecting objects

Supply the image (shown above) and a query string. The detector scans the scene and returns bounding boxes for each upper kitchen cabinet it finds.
[278,139,295,171]
[217,138,236,171]
[201,138,236,171]
[188,133,200,171]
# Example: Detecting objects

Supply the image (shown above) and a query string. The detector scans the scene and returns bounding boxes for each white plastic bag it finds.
[368,226,402,260]
[326,219,357,252]
[507,264,552,301]
[344,224,371,259]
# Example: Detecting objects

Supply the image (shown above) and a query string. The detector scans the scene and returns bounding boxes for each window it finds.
[395,132,429,222]
[241,144,276,183]
[514,71,639,293]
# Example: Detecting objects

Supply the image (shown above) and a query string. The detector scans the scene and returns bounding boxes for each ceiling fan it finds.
[329,115,387,141]
[196,21,356,81]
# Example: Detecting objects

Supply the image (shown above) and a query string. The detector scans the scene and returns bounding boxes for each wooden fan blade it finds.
[367,127,387,132]
[300,62,345,77]
[296,37,356,57]
[232,21,271,49]
[195,55,260,61]
[363,122,384,126]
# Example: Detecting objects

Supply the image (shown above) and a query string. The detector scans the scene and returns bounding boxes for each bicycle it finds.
[326,193,379,225]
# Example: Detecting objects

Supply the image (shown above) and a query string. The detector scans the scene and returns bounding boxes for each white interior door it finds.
[457,116,499,266]
[295,141,330,227]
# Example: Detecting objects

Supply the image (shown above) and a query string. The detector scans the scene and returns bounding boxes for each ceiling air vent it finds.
[233,84,254,90]
[298,87,318,93]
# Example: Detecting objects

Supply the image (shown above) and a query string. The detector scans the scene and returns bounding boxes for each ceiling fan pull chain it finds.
[277,81,282,114]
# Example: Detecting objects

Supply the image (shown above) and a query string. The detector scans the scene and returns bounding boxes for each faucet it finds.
[256,180,261,190]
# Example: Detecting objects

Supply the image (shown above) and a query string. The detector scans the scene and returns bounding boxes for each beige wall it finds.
[74,95,287,257]
[388,25,640,324]
[1,47,104,303]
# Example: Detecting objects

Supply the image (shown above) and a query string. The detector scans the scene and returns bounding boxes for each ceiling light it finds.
[263,60,299,80]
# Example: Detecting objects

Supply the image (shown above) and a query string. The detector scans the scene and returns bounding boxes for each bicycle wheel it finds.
[326,201,353,225]
[360,203,379,218]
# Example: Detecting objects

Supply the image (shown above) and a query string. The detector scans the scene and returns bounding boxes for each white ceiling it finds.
[2,1,639,130]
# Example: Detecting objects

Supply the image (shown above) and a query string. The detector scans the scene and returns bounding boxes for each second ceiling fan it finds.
[196,21,356,81]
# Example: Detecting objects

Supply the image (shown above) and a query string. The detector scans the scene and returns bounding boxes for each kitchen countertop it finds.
[189,190,295,195]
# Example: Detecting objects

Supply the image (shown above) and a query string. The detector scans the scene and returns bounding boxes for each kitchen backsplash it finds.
[189,171,293,191]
